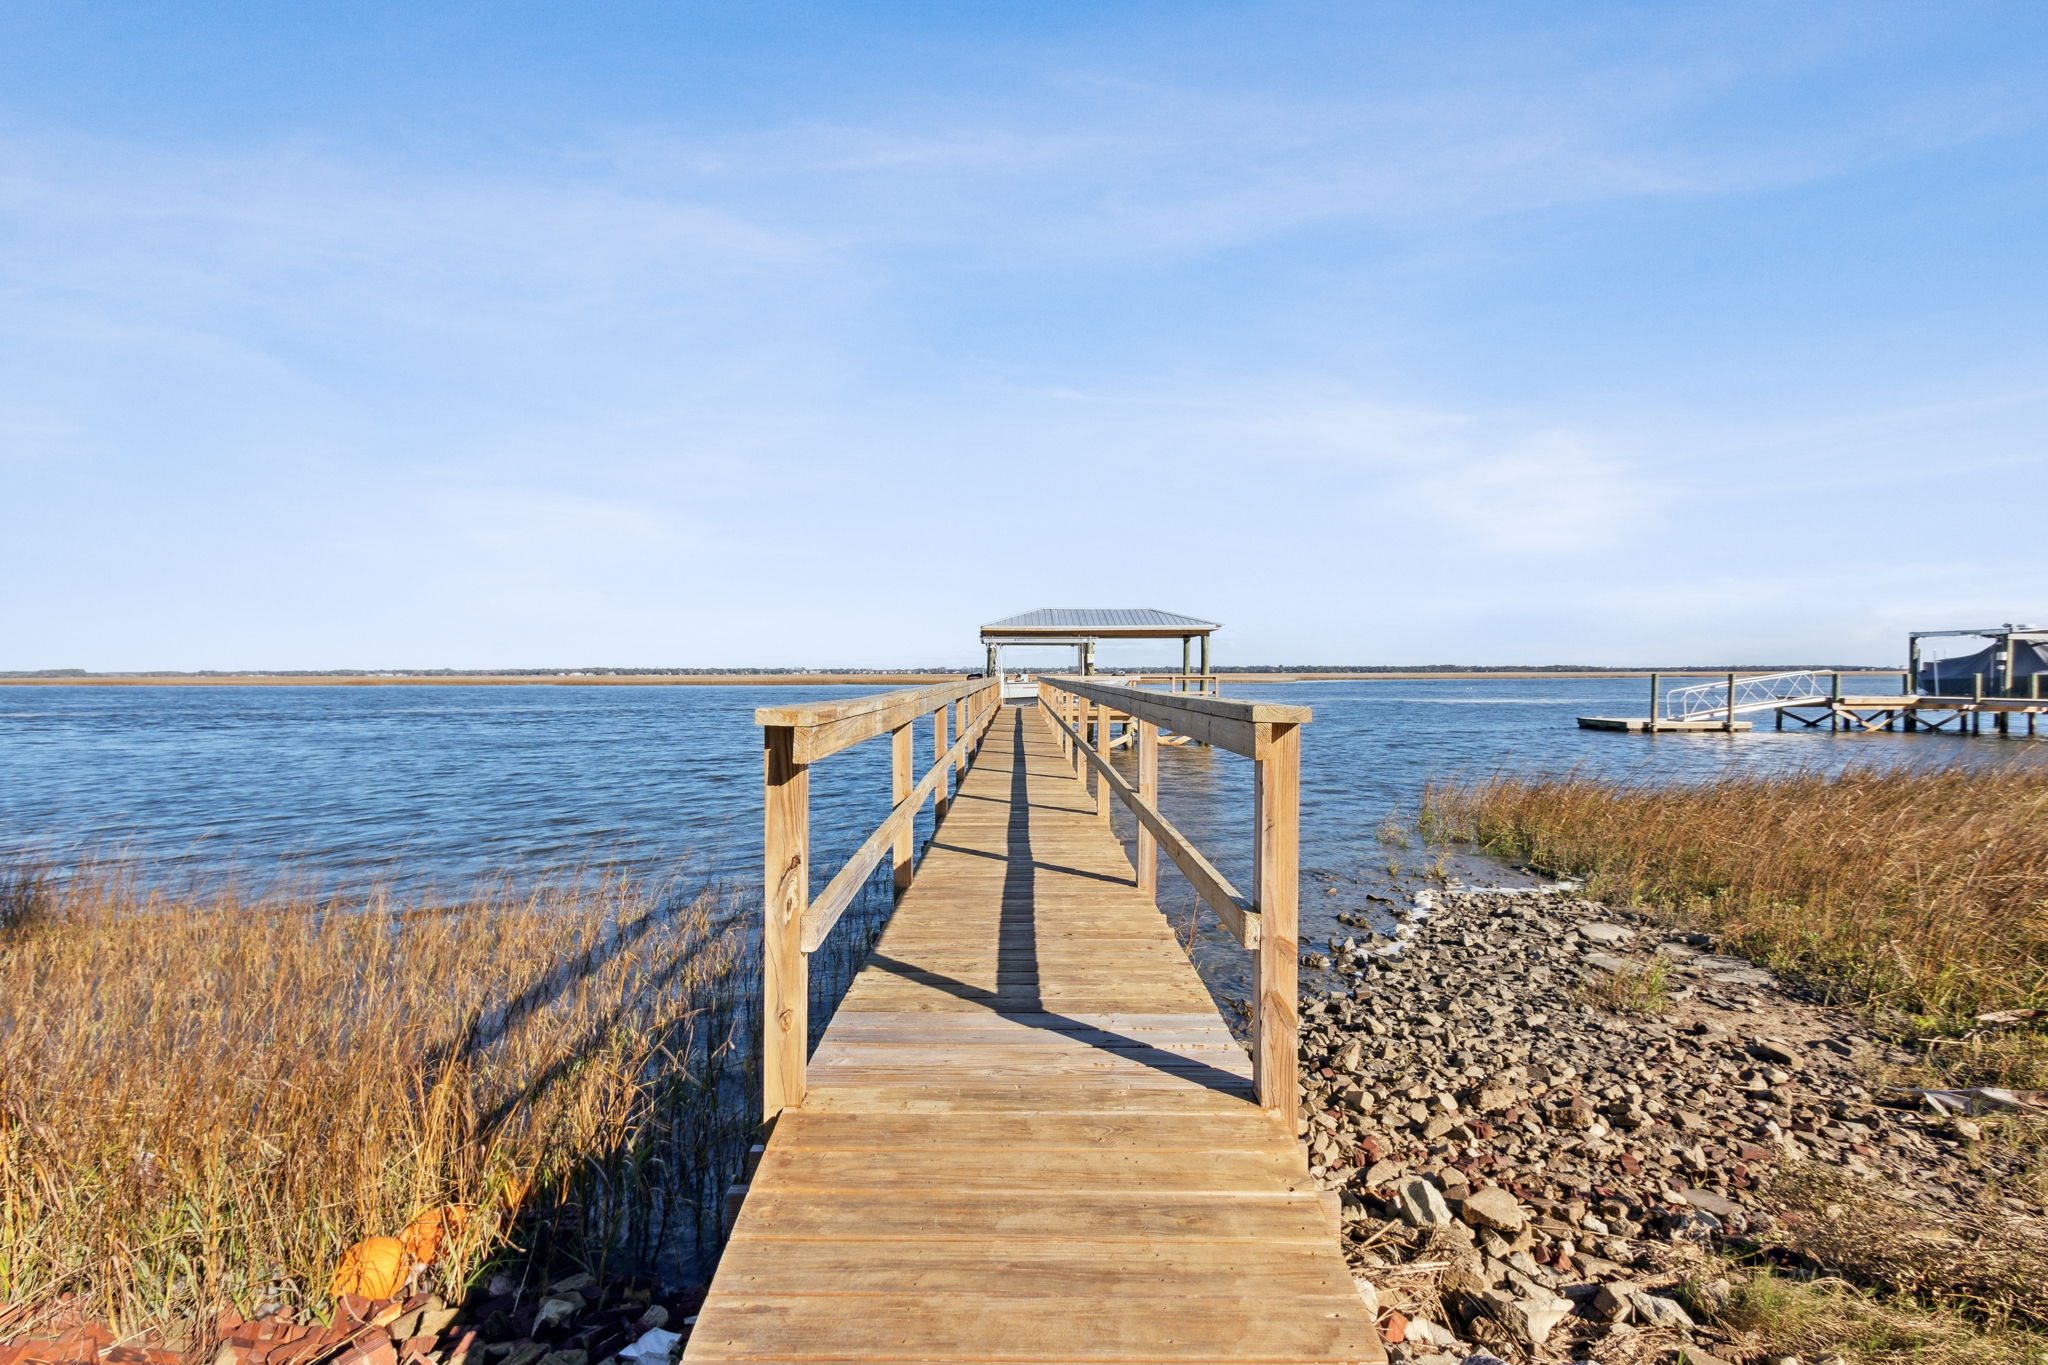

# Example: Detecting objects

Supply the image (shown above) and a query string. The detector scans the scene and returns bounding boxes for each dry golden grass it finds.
[1573,957,1674,1015]
[1427,763,2048,1051]
[1718,1269,2048,1365]
[1688,1163,2048,1365]
[0,865,747,1344]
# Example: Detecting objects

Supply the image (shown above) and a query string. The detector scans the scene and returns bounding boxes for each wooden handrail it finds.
[1040,699,1258,947]
[756,676,994,763]
[1043,675,1309,759]
[802,711,987,951]
[759,675,1003,1118]
[1038,676,1307,1129]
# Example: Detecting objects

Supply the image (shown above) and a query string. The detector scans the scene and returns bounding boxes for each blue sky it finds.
[3,1,2044,669]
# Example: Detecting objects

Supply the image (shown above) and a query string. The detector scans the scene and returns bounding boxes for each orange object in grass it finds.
[399,1206,468,1267]
[330,1236,410,1300]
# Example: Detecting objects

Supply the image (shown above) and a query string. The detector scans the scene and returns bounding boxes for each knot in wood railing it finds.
[1037,676,1311,1128]
[755,677,1003,1118]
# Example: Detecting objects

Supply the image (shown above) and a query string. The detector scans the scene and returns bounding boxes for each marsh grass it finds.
[1717,1269,2048,1365]
[1685,1163,2048,1364]
[1427,763,2048,1069]
[1575,957,1673,1015]
[0,867,751,1345]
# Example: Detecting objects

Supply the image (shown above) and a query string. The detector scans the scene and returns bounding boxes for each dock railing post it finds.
[933,703,951,823]
[762,724,809,1120]
[1136,718,1159,904]
[1253,722,1301,1130]
[1096,701,1113,825]
[890,722,913,892]
[1071,695,1085,780]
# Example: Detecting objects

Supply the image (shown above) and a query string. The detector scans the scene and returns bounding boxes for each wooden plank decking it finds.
[685,704,1382,1364]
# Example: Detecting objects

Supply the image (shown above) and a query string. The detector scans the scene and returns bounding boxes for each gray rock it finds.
[1458,1186,1527,1233]
[1750,1037,1799,1066]
[1676,1348,1737,1365]
[1577,923,1635,946]
[1396,1177,1454,1227]
[1351,1274,1381,1320]
[1625,1290,1695,1329]
[1690,1277,1734,1317]
[1681,1188,1745,1220]
[1404,1316,1456,1348]
[1582,952,1637,974]
[1482,1290,1573,1347]
[1589,1284,1634,1324]
[1663,1208,1724,1244]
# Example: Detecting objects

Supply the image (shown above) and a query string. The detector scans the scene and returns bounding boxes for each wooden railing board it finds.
[1043,674,1306,759]
[800,698,999,952]
[1038,677,1307,1128]
[753,674,991,729]
[758,676,994,763]
[757,675,1001,1118]
[1039,696,1259,949]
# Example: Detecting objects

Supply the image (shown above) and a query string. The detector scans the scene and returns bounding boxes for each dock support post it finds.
[1253,722,1301,1131]
[1724,673,1737,734]
[891,723,913,892]
[1136,719,1159,903]
[1181,636,1192,692]
[933,704,951,823]
[1974,675,1984,734]
[1200,634,1211,692]
[762,725,809,1120]
[1649,673,1660,726]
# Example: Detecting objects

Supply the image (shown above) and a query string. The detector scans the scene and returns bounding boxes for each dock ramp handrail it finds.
[754,676,1004,1117]
[1663,669,1835,721]
[1038,674,1311,1127]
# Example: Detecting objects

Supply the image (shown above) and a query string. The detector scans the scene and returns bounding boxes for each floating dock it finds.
[1579,669,2045,736]
[1576,716,1751,733]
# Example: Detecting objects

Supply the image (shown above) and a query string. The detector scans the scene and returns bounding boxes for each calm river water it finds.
[2,677,2038,1007]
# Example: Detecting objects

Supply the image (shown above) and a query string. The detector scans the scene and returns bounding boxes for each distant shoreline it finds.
[0,668,1906,687]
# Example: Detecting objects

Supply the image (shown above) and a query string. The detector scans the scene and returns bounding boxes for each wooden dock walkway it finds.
[685,688,1382,1364]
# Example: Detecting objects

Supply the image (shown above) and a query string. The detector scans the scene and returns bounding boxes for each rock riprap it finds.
[1300,884,2041,1363]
